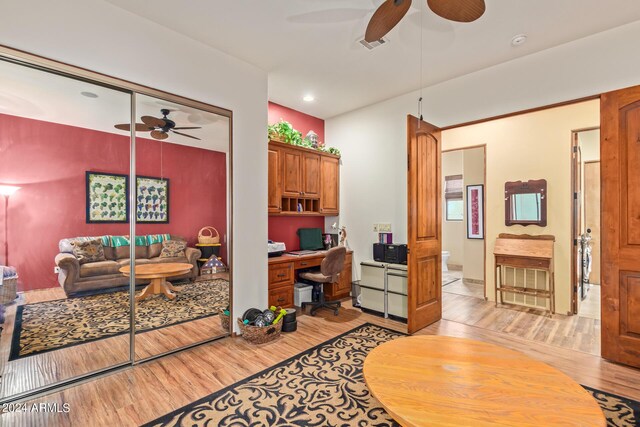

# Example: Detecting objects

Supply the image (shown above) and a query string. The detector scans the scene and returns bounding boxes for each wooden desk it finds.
[364,335,606,427]
[494,233,555,315]
[267,250,352,308]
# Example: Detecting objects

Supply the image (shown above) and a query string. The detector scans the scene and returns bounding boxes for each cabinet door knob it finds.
[278,297,285,303]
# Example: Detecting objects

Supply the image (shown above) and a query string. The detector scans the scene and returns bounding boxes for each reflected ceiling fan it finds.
[364,0,485,42]
[114,109,202,141]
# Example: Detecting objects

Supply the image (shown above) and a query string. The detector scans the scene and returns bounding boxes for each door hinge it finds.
[572,145,578,153]
[574,192,578,200]
[573,239,578,246]
[407,158,410,170]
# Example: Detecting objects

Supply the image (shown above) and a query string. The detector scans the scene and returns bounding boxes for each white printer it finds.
[268,240,286,257]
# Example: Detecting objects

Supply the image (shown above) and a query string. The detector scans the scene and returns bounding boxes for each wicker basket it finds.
[237,318,282,344]
[0,268,18,305]
[198,226,220,244]
[219,309,230,331]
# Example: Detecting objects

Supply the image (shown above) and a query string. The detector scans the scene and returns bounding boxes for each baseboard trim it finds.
[463,278,485,285]
[447,264,463,271]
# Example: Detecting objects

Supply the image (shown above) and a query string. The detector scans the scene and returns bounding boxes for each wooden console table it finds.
[494,234,555,315]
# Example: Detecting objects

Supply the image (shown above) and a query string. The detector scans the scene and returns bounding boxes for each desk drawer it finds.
[495,256,550,270]
[269,262,294,288]
[294,258,322,270]
[269,286,293,308]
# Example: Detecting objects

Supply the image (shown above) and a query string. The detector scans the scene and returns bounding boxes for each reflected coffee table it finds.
[119,263,193,302]
[363,335,606,427]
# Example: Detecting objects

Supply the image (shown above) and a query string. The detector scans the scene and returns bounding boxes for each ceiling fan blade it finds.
[365,0,412,43]
[172,126,202,130]
[427,0,485,23]
[141,115,166,128]
[150,130,169,140]
[115,123,154,132]
[172,130,201,141]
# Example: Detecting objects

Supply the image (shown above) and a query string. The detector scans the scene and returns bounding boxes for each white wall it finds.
[0,0,268,330]
[327,21,640,298]
[442,151,464,267]
[462,147,485,283]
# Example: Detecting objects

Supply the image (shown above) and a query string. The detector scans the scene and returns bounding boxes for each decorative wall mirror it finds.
[504,179,547,226]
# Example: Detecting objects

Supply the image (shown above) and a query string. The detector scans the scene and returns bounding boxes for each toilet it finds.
[442,251,450,272]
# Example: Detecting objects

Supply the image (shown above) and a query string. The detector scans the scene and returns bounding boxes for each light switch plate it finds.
[378,223,392,232]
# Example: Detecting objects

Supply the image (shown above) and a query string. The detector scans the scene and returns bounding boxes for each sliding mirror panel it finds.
[127,94,230,361]
[0,58,133,399]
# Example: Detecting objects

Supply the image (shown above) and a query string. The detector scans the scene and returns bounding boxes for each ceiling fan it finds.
[114,109,202,141]
[365,0,485,42]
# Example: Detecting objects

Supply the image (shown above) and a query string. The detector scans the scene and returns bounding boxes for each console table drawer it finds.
[268,263,294,288]
[495,256,549,270]
[294,258,322,270]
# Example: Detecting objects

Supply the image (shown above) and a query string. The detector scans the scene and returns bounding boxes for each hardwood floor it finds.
[3,297,638,427]
[442,271,485,299]
[578,284,601,320]
[443,292,601,355]
[0,278,228,399]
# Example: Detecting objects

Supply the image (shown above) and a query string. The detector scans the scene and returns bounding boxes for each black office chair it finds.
[300,246,346,316]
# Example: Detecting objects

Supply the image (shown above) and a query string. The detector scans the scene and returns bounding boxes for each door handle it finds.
[277,297,285,303]
[277,273,286,278]
[300,262,308,266]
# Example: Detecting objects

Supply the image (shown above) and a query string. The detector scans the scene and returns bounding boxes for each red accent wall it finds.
[0,113,227,291]
[268,102,325,250]
[268,102,324,142]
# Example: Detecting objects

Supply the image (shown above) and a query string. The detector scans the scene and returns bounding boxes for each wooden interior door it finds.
[407,115,442,334]
[268,144,281,213]
[320,156,339,215]
[302,152,321,197]
[601,85,640,368]
[281,149,302,197]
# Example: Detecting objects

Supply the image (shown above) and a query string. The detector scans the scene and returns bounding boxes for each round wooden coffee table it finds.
[363,335,606,426]
[119,263,193,302]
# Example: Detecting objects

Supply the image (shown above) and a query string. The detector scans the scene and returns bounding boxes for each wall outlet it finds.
[54,266,60,274]
[373,223,392,232]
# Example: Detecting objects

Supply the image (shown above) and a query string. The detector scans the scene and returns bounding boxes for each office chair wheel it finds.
[333,309,339,316]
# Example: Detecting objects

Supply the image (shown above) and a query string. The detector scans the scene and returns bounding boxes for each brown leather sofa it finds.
[55,235,201,296]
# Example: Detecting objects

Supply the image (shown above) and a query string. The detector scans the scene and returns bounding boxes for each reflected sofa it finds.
[55,235,201,296]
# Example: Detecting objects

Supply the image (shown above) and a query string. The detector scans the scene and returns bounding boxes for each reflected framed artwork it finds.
[136,176,169,223]
[86,171,129,223]
[467,184,484,239]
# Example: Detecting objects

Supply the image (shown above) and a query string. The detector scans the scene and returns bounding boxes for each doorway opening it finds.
[441,146,486,301]
[572,128,601,320]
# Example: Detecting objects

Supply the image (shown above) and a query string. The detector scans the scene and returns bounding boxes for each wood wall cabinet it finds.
[268,140,339,216]
[320,156,339,215]
[268,146,281,213]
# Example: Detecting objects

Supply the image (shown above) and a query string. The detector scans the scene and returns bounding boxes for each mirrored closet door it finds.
[0,58,133,399]
[129,94,231,361]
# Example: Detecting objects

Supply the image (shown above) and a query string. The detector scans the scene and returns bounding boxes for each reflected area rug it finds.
[10,279,228,360]
[144,323,640,427]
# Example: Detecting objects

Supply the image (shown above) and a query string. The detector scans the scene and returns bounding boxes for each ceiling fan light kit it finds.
[114,108,202,141]
[364,0,486,43]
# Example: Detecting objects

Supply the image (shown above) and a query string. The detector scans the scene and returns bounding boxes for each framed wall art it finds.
[466,184,484,239]
[136,175,169,223]
[86,171,129,223]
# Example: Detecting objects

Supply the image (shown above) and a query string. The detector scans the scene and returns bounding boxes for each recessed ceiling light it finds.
[511,34,527,47]
[81,91,99,98]
[303,95,315,102]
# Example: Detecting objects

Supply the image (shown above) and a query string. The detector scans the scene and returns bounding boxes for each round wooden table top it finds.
[119,263,193,279]
[363,335,606,427]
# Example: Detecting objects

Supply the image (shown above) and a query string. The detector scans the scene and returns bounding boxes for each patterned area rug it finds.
[143,323,640,427]
[9,279,228,360]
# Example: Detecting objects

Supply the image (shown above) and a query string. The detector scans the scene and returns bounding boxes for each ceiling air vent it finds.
[359,37,388,50]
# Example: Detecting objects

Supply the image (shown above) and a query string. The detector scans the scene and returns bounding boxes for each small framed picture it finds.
[466,184,484,239]
[136,176,170,223]
[86,171,129,223]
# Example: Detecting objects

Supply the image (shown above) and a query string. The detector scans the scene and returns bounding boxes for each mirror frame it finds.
[504,179,547,227]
